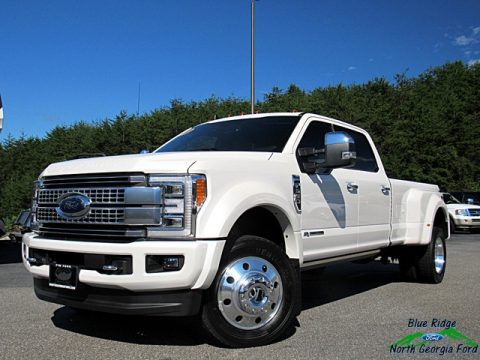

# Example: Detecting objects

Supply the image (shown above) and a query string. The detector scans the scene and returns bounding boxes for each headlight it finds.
[147,174,207,235]
[455,209,469,216]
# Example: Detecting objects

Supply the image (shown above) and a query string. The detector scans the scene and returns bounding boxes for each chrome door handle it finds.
[347,182,358,191]
[381,185,391,193]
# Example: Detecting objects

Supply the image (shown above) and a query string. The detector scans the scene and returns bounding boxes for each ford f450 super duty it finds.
[23,112,449,347]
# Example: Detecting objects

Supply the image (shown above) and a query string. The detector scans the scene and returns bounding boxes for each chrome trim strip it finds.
[37,207,162,225]
[301,250,381,270]
[124,187,162,205]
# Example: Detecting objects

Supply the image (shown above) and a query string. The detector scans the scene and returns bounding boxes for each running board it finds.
[301,250,381,271]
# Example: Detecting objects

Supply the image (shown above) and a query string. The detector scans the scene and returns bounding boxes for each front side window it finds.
[156,116,301,153]
[296,120,379,173]
[296,121,332,172]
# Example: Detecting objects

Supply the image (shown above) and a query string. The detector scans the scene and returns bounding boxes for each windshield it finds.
[455,192,480,205]
[443,193,461,204]
[156,116,301,153]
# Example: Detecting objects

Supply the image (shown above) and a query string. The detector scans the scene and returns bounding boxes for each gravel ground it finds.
[0,234,478,360]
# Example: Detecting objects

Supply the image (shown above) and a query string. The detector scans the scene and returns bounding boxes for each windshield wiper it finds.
[190,148,220,151]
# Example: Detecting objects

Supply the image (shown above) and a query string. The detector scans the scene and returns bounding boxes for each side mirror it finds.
[139,149,150,154]
[324,131,356,168]
[297,131,356,174]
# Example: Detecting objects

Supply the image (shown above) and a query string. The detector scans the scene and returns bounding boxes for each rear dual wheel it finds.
[399,227,446,284]
[201,235,299,348]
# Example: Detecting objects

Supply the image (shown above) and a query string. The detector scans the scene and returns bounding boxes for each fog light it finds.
[163,217,183,228]
[146,255,184,273]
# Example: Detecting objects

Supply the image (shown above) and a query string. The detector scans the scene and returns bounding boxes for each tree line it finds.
[0,61,479,226]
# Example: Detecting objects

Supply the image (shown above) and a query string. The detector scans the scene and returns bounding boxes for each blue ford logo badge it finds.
[56,193,91,219]
[422,333,444,342]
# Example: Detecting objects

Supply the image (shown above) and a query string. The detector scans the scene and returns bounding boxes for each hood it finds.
[41,151,273,177]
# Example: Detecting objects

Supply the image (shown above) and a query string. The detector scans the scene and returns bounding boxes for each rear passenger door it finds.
[333,125,391,250]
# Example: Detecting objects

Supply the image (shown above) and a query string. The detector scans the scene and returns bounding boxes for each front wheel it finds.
[201,235,299,347]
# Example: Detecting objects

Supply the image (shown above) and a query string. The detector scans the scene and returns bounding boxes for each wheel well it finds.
[434,208,448,236]
[227,207,286,251]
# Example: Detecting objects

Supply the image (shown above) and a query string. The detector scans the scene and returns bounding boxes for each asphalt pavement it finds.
[0,234,479,360]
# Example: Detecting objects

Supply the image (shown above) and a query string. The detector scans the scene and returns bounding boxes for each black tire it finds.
[449,217,456,234]
[399,227,446,284]
[201,235,299,348]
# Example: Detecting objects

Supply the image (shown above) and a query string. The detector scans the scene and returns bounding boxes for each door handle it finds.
[347,182,358,191]
[381,185,391,194]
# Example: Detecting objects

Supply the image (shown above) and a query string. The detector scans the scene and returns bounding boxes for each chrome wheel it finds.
[434,236,445,274]
[217,256,283,330]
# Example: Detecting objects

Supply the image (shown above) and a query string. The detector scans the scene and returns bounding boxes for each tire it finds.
[201,235,299,348]
[449,217,456,234]
[399,227,446,284]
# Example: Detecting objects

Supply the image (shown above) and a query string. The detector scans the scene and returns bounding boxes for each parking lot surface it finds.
[0,234,479,360]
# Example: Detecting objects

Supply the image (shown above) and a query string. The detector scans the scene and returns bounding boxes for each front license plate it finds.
[49,264,78,290]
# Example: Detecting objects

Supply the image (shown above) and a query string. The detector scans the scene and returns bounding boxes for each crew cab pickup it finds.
[23,113,449,347]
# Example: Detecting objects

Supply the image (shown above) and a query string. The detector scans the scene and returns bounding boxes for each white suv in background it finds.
[443,193,480,233]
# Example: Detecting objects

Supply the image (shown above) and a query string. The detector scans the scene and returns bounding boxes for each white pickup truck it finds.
[23,112,449,347]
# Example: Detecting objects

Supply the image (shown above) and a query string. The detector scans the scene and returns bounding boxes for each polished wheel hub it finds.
[434,236,445,274]
[217,256,283,330]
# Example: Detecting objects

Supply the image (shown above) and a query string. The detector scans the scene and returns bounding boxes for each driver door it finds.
[295,119,359,262]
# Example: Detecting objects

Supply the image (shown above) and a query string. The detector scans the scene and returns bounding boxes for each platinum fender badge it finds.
[56,193,91,219]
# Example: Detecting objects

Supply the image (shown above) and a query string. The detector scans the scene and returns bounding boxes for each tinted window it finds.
[296,121,378,173]
[334,126,379,172]
[297,121,332,149]
[443,193,461,204]
[156,116,301,153]
[16,210,31,226]
[450,192,480,205]
[296,121,332,172]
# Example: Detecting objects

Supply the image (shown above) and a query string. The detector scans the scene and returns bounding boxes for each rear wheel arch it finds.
[433,207,449,238]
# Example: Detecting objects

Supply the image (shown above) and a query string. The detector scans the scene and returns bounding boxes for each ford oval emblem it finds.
[56,193,91,219]
[422,333,444,342]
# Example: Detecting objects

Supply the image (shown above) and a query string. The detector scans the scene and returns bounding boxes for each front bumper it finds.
[34,278,202,316]
[452,216,480,229]
[22,232,225,292]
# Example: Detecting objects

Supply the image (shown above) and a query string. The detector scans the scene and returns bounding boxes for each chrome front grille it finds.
[469,209,480,216]
[37,207,125,224]
[33,172,191,242]
[38,188,125,204]
[40,173,146,188]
